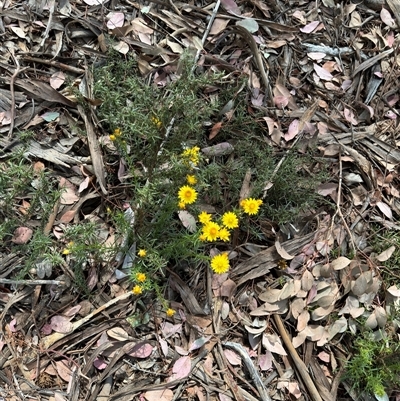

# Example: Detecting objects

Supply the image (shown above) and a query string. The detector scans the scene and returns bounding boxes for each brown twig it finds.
[273,314,323,401]
[20,55,85,74]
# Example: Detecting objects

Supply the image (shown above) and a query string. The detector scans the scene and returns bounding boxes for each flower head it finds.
[218,227,230,242]
[186,175,197,185]
[222,211,239,229]
[211,253,230,274]
[198,211,212,224]
[199,233,207,242]
[181,146,200,165]
[178,185,197,205]
[109,134,116,141]
[202,221,221,242]
[138,249,147,258]
[132,285,143,295]
[178,201,186,209]
[113,128,122,137]
[166,308,176,317]
[136,273,146,282]
[151,116,162,129]
[241,198,263,215]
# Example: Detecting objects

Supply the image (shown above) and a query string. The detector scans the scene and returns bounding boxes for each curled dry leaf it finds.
[275,240,295,260]
[330,256,351,270]
[262,333,287,356]
[11,226,33,244]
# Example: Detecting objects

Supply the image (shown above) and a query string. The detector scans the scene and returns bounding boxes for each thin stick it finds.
[0,278,65,286]
[20,55,85,74]
[273,315,323,401]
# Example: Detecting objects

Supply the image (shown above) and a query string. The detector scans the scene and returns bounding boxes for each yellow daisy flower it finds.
[186,175,197,185]
[218,227,230,242]
[132,285,143,295]
[182,146,200,165]
[166,308,176,317]
[113,128,122,136]
[136,273,146,282]
[178,185,197,205]
[109,134,116,141]
[211,253,230,274]
[241,198,263,215]
[138,249,147,258]
[202,222,220,242]
[198,211,212,224]
[178,201,186,209]
[222,211,239,229]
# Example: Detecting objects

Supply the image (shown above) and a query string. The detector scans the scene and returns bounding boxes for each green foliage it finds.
[345,330,400,397]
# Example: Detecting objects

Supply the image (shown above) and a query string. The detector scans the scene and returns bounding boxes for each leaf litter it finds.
[0,0,400,400]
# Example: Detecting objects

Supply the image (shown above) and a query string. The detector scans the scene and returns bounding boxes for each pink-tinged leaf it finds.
[11,226,33,244]
[55,360,72,382]
[59,210,76,223]
[317,182,338,197]
[380,8,396,28]
[127,342,153,358]
[284,119,299,141]
[308,52,325,60]
[313,64,333,81]
[9,319,17,332]
[209,121,223,140]
[263,117,276,134]
[63,305,81,317]
[341,80,352,91]
[377,201,393,219]
[343,108,358,125]
[93,357,107,370]
[273,95,289,109]
[50,316,73,334]
[300,20,319,33]
[161,322,182,338]
[171,356,191,379]
[97,332,108,346]
[50,71,65,89]
[144,389,174,401]
[78,176,90,193]
[224,349,242,365]
[318,351,330,363]
[210,18,230,35]
[159,338,169,356]
[258,351,273,371]
[387,31,395,47]
[107,12,124,29]
[221,0,241,15]
[41,323,53,335]
[387,93,399,107]
[385,110,397,120]
[188,336,211,352]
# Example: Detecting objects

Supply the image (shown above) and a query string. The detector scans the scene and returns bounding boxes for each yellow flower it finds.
[62,242,74,255]
[132,285,143,295]
[218,227,230,242]
[178,185,197,205]
[178,201,186,209]
[186,175,197,185]
[151,116,162,128]
[136,273,146,282]
[202,221,220,242]
[182,146,200,165]
[198,211,212,224]
[109,134,116,141]
[211,253,230,274]
[241,198,263,215]
[199,233,207,241]
[138,249,147,258]
[62,248,70,255]
[222,211,239,229]
[113,128,122,136]
[166,308,176,317]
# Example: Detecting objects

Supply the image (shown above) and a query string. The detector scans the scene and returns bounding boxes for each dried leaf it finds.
[236,18,259,33]
[107,327,130,341]
[50,71,65,89]
[172,356,191,378]
[11,227,33,244]
[259,351,273,371]
[224,349,242,365]
[262,333,287,355]
[301,270,314,291]
[209,121,223,140]
[189,337,211,352]
[210,18,230,35]
[178,210,196,233]
[50,316,73,334]
[376,201,393,220]
[380,8,397,28]
[275,240,295,260]
[126,342,153,358]
[300,21,320,33]
[330,256,351,270]
[55,360,72,382]
[314,64,333,81]
[144,389,174,401]
[376,245,396,262]
[221,0,241,15]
